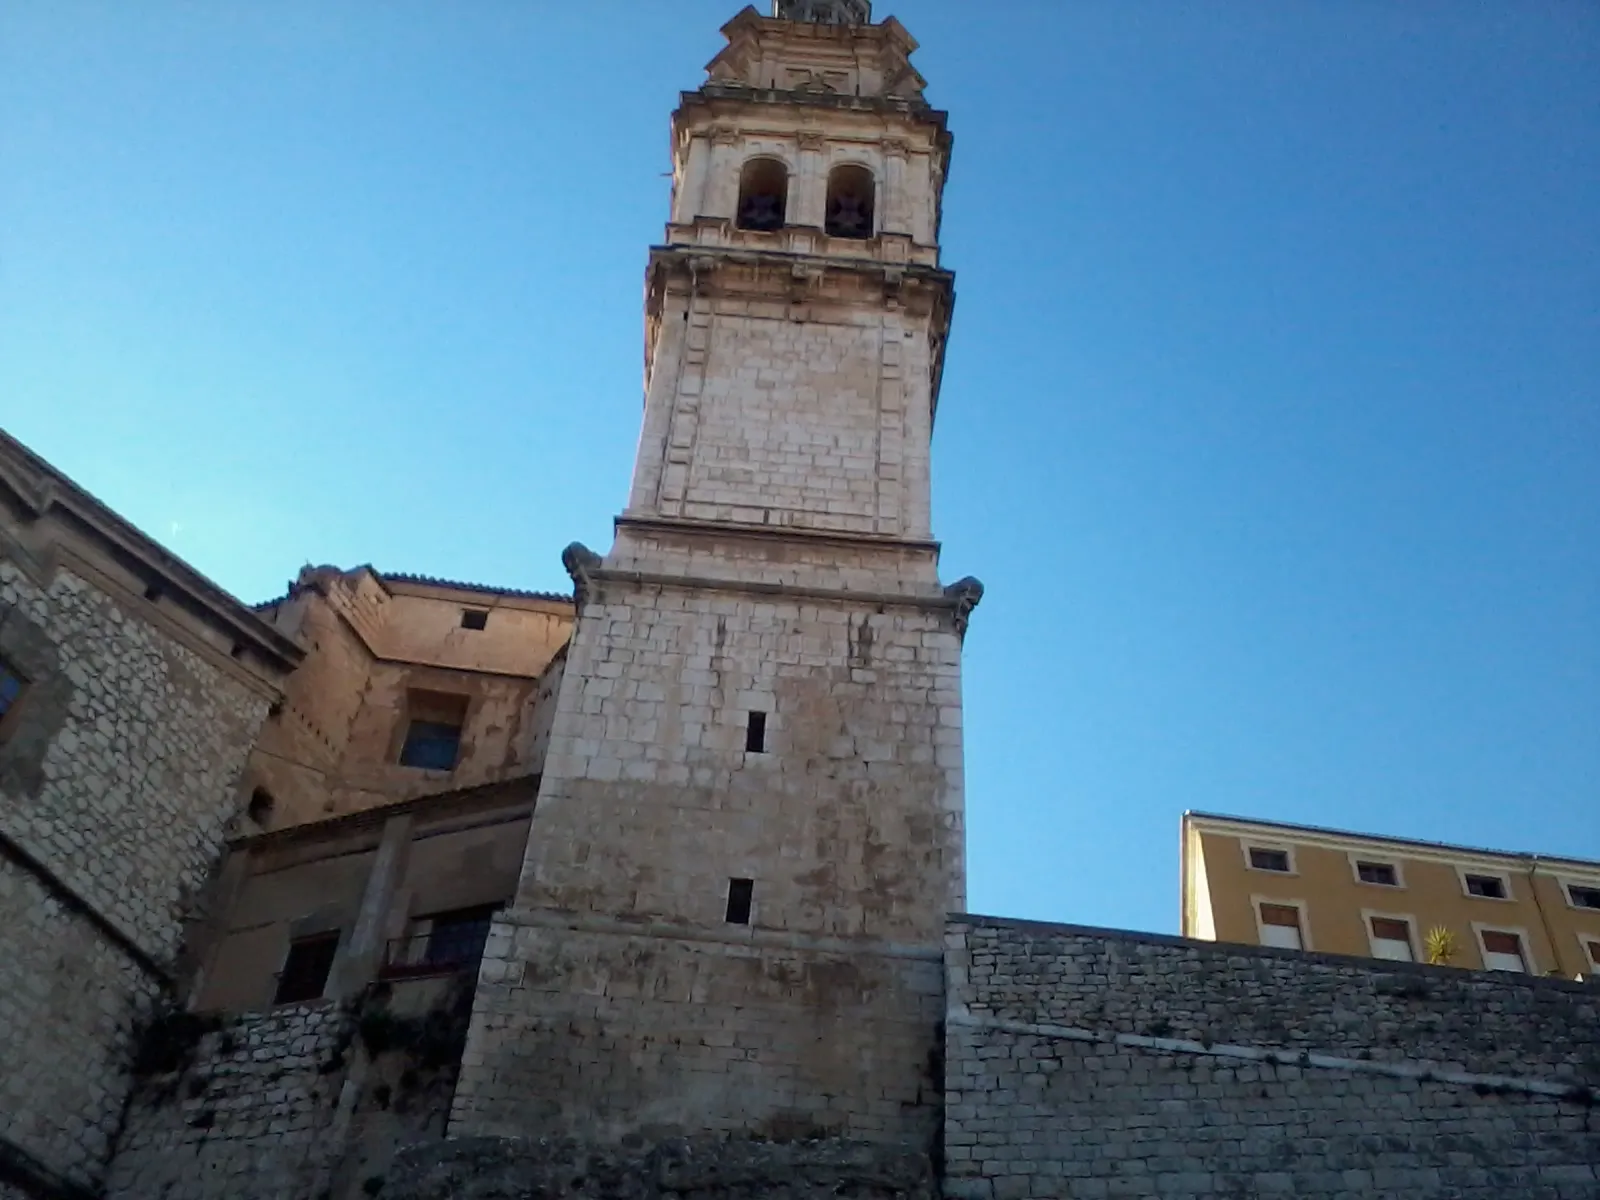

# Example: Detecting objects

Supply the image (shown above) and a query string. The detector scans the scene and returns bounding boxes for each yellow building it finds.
[1182,811,1600,978]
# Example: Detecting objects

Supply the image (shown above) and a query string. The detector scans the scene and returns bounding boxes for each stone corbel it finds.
[880,136,910,159]
[943,576,985,640]
[562,542,604,612]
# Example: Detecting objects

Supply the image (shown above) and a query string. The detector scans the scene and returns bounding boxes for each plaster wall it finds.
[248,570,572,827]
[1189,821,1600,978]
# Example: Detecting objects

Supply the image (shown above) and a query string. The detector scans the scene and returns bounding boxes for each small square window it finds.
[1248,847,1291,873]
[0,659,27,722]
[460,609,489,630]
[1356,861,1400,887]
[1567,884,1600,911]
[1479,929,1527,973]
[725,877,754,925]
[398,690,468,771]
[273,933,340,1005]
[1585,939,1600,971]
[400,720,462,771]
[1464,873,1508,900]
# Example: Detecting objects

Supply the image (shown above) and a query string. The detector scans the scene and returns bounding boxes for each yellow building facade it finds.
[1182,811,1600,979]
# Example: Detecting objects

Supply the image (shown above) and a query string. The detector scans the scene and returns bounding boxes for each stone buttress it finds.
[450,2,978,1151]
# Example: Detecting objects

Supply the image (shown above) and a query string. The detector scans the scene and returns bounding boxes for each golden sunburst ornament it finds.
[1424,926,1459,966]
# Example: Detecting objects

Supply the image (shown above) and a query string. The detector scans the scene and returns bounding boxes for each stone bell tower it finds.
[451,0,979,1151]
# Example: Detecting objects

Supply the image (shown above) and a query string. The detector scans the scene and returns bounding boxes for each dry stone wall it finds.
[105,1002,355,1200]
[944,916,1600,1199]
[0,559,272,1191]
[0,854,158,1191]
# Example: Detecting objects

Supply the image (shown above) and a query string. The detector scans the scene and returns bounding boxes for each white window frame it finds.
[1560,878,1600,911]
[1581,935,1600,973]
[1242,841,1297,876]
[1361,908,1420,962]
[1471,922,1536,974]
[1457,866,1514,902]
[1348,854,1406,889]
[1252,894,1311,951]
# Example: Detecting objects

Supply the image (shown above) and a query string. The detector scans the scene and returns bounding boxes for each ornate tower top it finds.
[773,0,872,23]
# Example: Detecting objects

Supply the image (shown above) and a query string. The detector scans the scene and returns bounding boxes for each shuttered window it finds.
[1258,903,1304,950]
[1480,930,1527,973]
[1368,917,1414,961]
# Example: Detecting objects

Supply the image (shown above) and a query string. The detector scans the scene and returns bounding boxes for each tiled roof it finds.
[378,571,572,604]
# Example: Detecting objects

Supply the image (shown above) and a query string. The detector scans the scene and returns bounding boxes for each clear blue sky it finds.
[3,2,1596,935]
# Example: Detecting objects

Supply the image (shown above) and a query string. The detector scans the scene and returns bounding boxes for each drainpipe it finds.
[1525,855,1565,977]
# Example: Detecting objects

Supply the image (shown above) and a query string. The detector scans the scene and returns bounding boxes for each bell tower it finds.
[452,1,979,1152]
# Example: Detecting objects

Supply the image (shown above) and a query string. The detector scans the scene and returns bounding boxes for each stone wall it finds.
[944,916,1600,1199]
[0,558,275,1192]
[451,572,966,1150]
[105,1002,355,1200]
[0,853,158,1191]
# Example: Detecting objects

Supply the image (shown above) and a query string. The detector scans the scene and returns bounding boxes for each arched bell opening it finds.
[736,157,789,232]
[824,164,875,239]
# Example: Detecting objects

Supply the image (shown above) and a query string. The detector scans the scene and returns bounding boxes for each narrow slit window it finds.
[745,711,767,754]
[725,878,754,925]
[1585,939,1600,971]
[461,609,489,630]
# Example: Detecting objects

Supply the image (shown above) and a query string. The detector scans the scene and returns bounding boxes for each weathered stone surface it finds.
[104,1001,356,1200]
[0,559,272,1190]
[945,917,1600,1198]
[384,1134,937,1200]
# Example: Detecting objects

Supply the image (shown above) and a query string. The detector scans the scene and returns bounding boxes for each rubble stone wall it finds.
[944,916,1600,1199]
[104,1002,355,1200]
[0,854,159,1191]
[0,559,272,1191]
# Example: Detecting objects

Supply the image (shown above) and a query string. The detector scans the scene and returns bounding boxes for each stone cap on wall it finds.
[0,427,303,678]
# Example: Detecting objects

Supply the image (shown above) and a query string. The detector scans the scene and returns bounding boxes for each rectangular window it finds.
[1567,884,1600,910]
[273,933,340,1005]
[1248,847,1291,873]
[725,877,754,925]
[1464,873,1508,900]
[460,609,489,630]
[1368,916,1415,961]
[1258,902,1304,950]
[1479,929,1527,973]
[0,659,26,722]
[745,711,767,754]
[1356,861,1400,887]
[398,690,469,771]
[1586,939,1600,971]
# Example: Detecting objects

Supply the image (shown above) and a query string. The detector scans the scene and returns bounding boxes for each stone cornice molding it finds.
[0,428,303,678]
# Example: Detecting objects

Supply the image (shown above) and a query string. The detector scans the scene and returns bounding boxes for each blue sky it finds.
[3,2,1596,935]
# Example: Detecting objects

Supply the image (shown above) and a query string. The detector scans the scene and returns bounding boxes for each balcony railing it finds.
[379,911,494,979]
